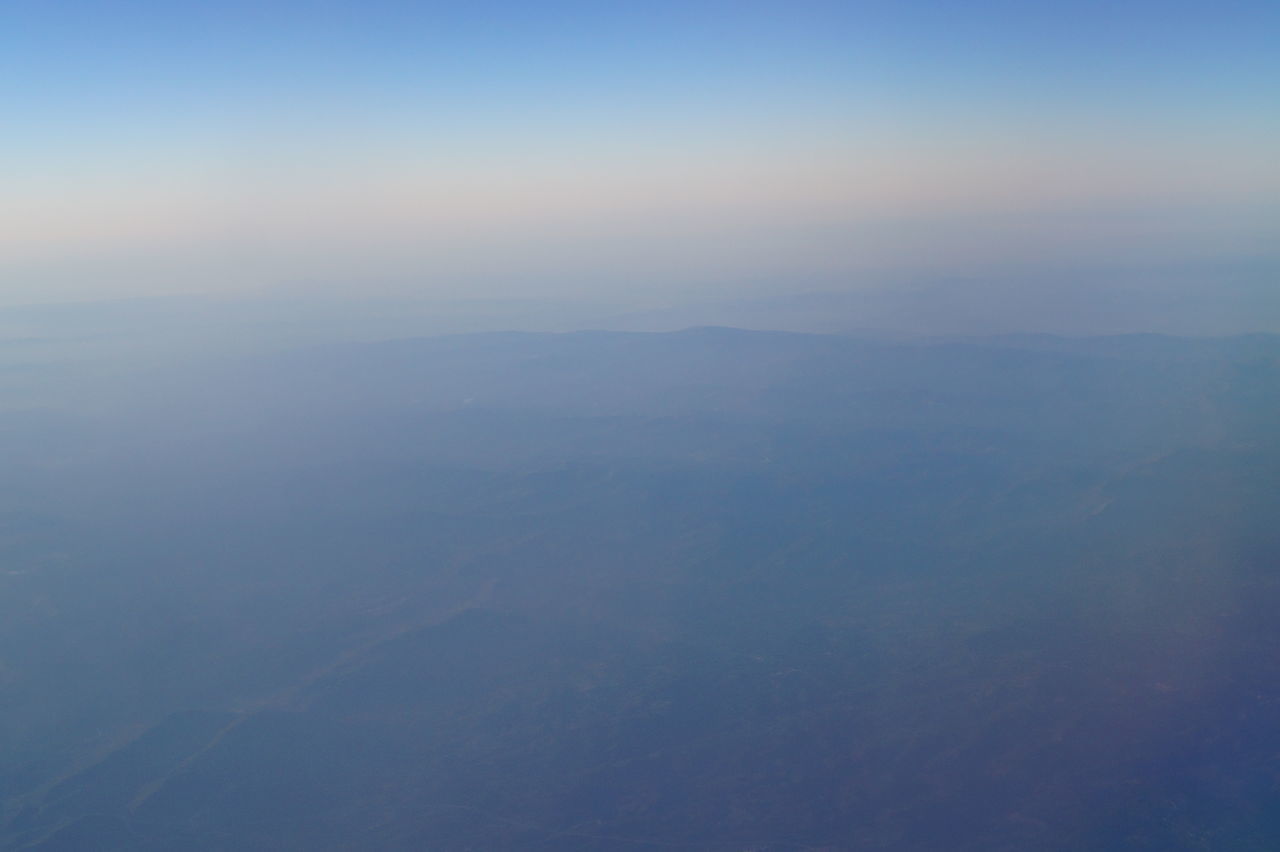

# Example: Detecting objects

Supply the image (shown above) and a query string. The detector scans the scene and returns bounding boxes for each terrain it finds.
[1,324,1278,850]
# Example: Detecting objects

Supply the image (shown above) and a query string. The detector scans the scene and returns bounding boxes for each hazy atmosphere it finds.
[3,2,1279,851]
[5,0,1278,320]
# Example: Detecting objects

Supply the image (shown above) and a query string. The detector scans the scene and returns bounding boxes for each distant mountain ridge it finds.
[2,327,1279,850]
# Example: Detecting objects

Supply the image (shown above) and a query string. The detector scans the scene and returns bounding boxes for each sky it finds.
[3,0,1278,307]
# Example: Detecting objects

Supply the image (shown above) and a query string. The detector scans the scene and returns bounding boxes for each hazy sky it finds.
[4,0,1278,305]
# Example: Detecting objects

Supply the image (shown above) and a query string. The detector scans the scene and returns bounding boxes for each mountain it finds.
[2,328,1279,850]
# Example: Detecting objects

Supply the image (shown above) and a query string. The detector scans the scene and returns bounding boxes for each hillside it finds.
[2,329,1279,850]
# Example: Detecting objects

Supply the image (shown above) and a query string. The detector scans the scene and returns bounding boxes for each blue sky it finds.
[3,0,1277,303]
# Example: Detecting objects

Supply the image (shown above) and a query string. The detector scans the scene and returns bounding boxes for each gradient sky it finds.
[4,0,1278,304]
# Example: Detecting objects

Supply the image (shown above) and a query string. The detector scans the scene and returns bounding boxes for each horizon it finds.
[5,0,1278,317]
[7,6,1280,851]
